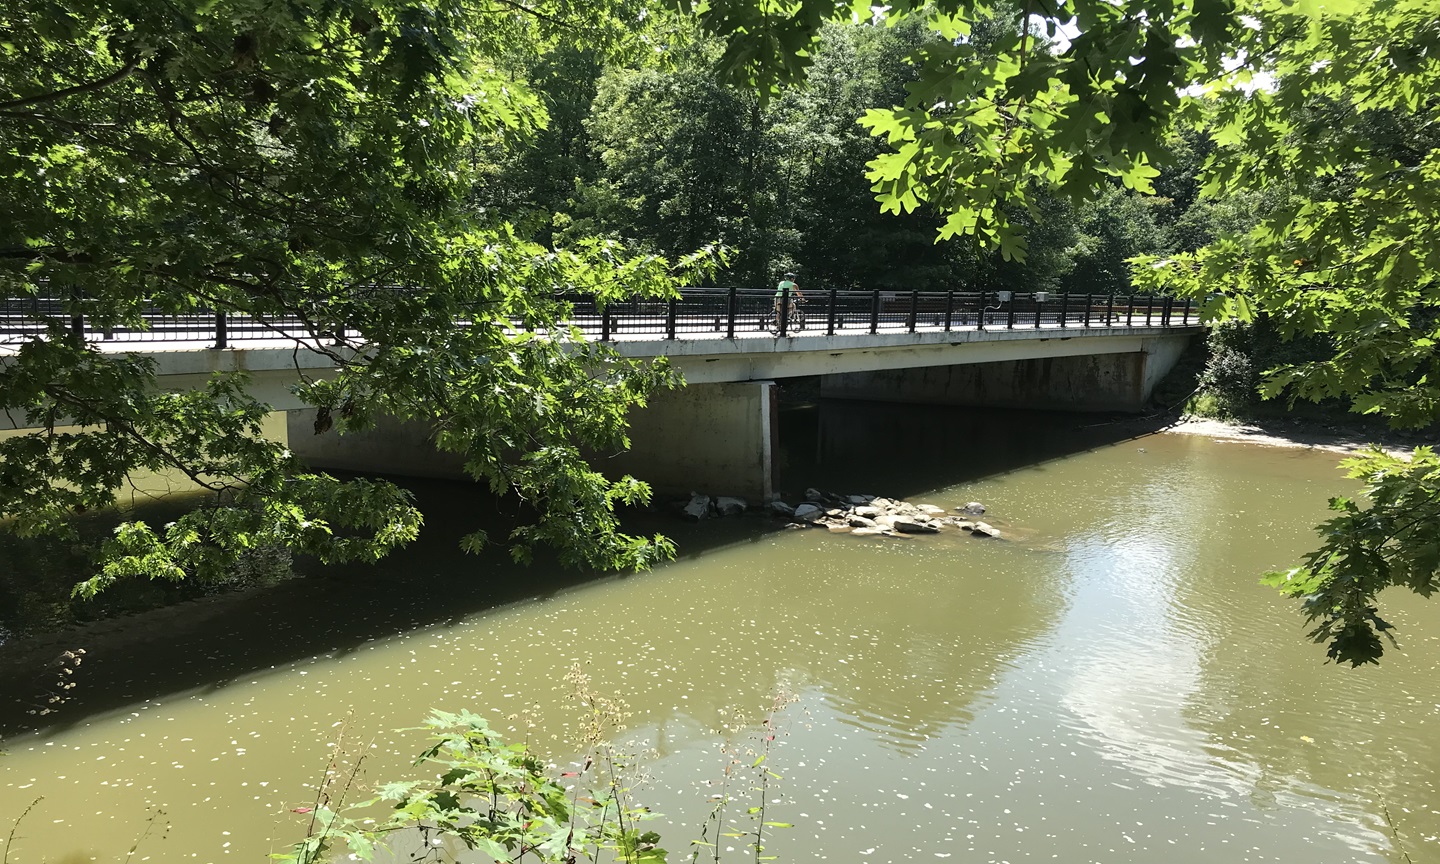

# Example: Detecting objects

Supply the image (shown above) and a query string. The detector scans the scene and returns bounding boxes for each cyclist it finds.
[772,272,804,330]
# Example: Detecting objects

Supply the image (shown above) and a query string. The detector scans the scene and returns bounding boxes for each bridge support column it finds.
[287,380,777,501]
[819,334,1191,412]
[599,380,776,502]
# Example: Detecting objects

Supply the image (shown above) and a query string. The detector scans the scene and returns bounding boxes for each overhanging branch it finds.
[0,58,142,111]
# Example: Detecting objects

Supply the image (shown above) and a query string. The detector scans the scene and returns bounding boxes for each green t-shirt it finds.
[775,279,797,297]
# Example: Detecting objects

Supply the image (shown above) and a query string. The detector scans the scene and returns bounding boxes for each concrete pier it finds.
[287,380,778,501]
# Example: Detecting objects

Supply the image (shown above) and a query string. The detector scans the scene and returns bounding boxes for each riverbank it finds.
[1161,415,1428,457]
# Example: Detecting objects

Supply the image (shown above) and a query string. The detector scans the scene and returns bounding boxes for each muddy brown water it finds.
[1,403,1437,863]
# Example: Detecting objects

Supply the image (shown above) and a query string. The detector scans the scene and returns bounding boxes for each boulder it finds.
[873,514,899,528]
[804,487,826,502]
[850,526,888,537]
[847,515,878,528]
[853,506,880,518]
[952,519,977,531]
[916,504,947,516]
[894,518,940,534]
[681,494,711,521]
[792,503,825,522]
[957,501,987,516]
[826,523,854,534]
[769,500,795,517]
[970,521,1002,538]
[715,496,747,517]
[847,494,876,505]
[871,497,898,511]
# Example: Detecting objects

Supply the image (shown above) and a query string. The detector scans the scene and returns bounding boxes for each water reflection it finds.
[2,409,1439,863]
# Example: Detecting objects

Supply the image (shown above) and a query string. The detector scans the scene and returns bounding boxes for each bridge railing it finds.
[572,288,1198,339]
[2,287,1198,348]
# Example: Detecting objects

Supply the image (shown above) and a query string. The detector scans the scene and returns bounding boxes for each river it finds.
[1,402,1437,863]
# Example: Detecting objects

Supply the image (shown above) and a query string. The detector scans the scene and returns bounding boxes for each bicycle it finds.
[761,296,806,334]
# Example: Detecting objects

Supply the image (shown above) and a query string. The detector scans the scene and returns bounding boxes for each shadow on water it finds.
[0,400,1164,740]
[0,479,800,739]
[778,397,1172,499]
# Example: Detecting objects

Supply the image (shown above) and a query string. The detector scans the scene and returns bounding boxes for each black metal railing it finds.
[0,288,1199,349]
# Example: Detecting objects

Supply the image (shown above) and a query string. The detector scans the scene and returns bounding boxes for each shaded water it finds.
[1,403,1438,863]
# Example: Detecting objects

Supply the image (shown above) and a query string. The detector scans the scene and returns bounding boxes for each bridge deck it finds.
[2,288,1198,356]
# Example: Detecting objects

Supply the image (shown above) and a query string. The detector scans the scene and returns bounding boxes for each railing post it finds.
[1083,294,1092,328]
[1146,295,1155,326]
[1126,295,1136,326]
[826,288,837,335]
[908,290,919,333]
[68,285,83,339]
[777,284,790,338]
[1059,293,1069,328]
[1006,293,1016,329]
[944,290,954,331]
[601,302,612,341]
[665,297,678,339]
[869,289,880,334]
[214,310,228,349]
[1034,293,1043,328]
[1105,292,1115,326]
[976,290,986,330]
[1162,296,1174,326]
[726,286,737,339]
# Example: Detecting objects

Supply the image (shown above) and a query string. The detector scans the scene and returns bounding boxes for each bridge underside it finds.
[283,333,1191,501]
[3,323,1196,501]
[818,335,1189,412]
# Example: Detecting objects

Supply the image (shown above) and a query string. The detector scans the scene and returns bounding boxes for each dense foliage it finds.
[1,0,700,589]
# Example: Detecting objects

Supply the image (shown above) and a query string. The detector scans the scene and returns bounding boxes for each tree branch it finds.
[0,58,141,111]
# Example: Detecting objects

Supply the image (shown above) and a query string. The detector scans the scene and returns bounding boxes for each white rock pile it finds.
[776,488,1002,539]
[672,489,1002,540]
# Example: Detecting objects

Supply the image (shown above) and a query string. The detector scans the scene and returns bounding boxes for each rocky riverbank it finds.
[673,489,1006,539]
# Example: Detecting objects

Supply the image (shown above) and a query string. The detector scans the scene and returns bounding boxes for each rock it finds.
[825,507,846,517]
[826,523,853,534]
[850,526,888,537]
[792,503,825,522]
[917,504,946,516]
[715,496,747,517]
[894,518,940,534]
[970,521,1002,538]
[804,487,826,502]
[957,501,987,516]
[769,500,795,517]
[951,519,977,531]
[873,514,899,528]
[681,494,711,521]
[847,515,878,528]
[871,497,898,511]
[853,506,880,518]
[847,494,875,505]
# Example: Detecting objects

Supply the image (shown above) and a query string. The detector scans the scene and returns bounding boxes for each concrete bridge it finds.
[2,288,1203,500]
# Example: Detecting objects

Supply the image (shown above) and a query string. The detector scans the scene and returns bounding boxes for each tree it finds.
[1,0,708,592]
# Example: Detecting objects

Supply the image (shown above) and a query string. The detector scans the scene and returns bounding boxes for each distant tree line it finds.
[482,19,1226,300]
